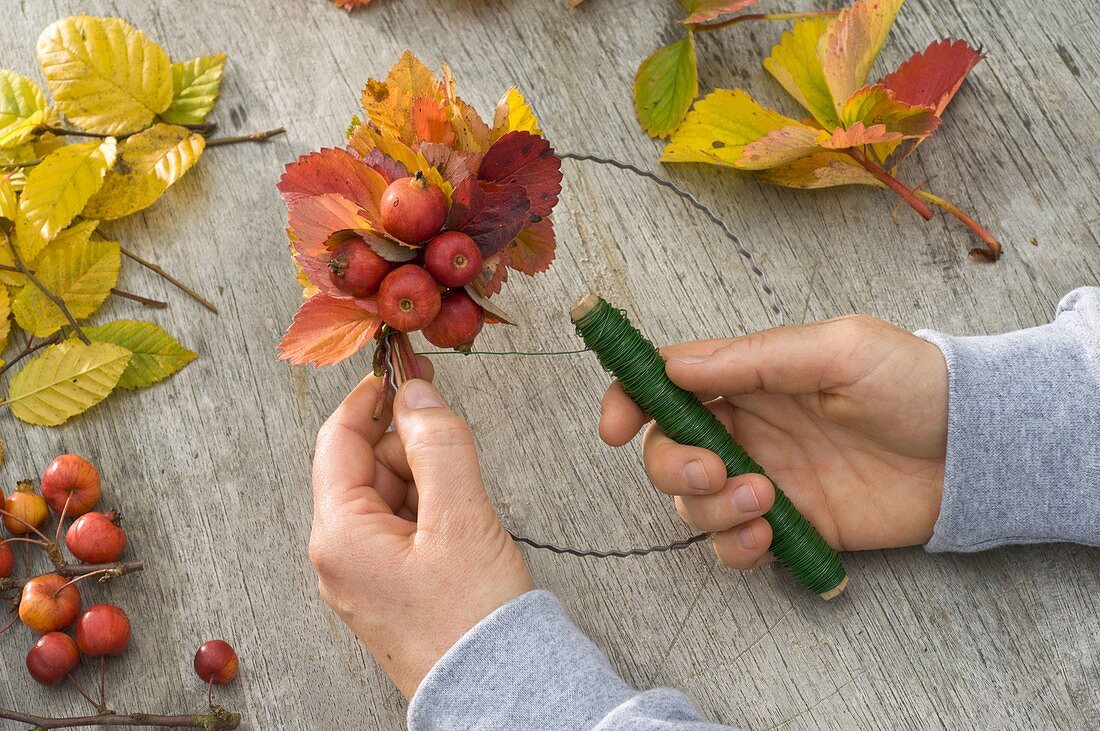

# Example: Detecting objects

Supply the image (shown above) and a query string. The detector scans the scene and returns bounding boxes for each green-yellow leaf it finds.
[661,89,803,167]
[763,18,839,129]
[160,53,226,126]
[14,139,116,261]
[37,16,173,136]
[84,320,196,389]
[5,339,130,426]
[0,70,48,149]
[12,238,120,337]
[634,34,698,138]
[83,124,205,220]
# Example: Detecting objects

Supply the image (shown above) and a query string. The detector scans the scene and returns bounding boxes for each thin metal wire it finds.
[559,151,786,326]
[506,528,711,558]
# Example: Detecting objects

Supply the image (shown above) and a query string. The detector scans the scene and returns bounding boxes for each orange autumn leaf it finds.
[277,294,381,367]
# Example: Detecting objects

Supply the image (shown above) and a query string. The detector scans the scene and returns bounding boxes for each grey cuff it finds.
[916,290,1100,552]
[407,590,634,730]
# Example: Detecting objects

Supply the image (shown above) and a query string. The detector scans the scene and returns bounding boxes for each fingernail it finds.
[732,483,760,513]
[669,355,707,365]
[737,525,759,550]
[402,379,444,410]
[681,460,711,492]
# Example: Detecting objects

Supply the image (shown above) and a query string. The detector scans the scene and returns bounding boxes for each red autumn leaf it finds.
[448,176,531,257]
[278,147,388,226]
[881,39,984,116]
[287,194,374,256]
[469,249,510,298]
[411,97,456,146]
[360,148,409,184]
[478,131,562,217]
[510,217,556,276]
[277,294,381,366]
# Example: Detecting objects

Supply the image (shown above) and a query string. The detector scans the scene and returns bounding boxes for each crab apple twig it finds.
[0,707,241,729]
[54,561,145,581]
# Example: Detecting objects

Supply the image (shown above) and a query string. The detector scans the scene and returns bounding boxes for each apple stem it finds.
[0,616,18,635]
[67,675,103,713]
[55,492,73,546]
[99,656,107,711]
[53,569,115,597]
[914,189,1002,261]
[0,536,49,549]
[0,508,55,544]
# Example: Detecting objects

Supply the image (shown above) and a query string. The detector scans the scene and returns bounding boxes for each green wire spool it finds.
[571,293,848,600]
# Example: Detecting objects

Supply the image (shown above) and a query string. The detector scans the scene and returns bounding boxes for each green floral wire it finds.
[572,296,847,598]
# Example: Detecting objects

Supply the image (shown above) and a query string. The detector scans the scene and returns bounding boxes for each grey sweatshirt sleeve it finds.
[916,286,1100,552]
[407,590,735,730]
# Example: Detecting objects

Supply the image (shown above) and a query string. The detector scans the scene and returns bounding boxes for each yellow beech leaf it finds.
[491,87,542,142]
[0,286,10,356]
[661,89,803,167]
[5,339,130,426]
[360,50,438,143]
[0,173,15,222]
[12,238,120,337]
[634,34,698,138]
[83,320,196,390]
[37,16,173,135]
[160,53,227,126]
[819,0,904,117]
[83,124,205,220]
[14,139,116,261]
[0,70,48,149]
[763,18,839,129]
[34,218,99,263]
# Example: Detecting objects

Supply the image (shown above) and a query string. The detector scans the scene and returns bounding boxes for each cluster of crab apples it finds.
[329,172,486,349]
[3,454,238,690]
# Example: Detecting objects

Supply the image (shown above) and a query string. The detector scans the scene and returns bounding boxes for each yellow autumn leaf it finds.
[360,50,438,142]
[0,173,15,222]
[160,53,227,126]
[12,237,120,337]
[14,139,116,261]
[83,124,205,220]
[491,87,542,142]
[0,70,48,149]
[37,16,173,136]
[34,218,99,263]
[755,151,881,189]
[5,339,130,426]
[763,18,839,129]
[819,0,904,117]
[0,286,10,356]
[661,89,803,167]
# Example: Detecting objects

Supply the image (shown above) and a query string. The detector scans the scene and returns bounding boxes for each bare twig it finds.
[691,10,838,32]
[111,288,168,308]
[55,560,145,580]
[0,333,62,377]
[205,126,286,147]
[120,248,218,313]
[2,232,89,343]
[0,707,240,729]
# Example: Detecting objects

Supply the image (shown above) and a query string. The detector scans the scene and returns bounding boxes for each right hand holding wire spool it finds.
[598,314,949,570]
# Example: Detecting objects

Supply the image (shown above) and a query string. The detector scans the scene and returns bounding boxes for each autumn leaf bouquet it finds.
[277,52,563,371]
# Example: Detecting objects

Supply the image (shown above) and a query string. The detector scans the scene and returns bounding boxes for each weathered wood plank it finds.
[0,0,1096,728]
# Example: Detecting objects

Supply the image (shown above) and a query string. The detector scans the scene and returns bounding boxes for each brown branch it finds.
[55,561,144,580]
[0,707,240,729]
[2,232,89,343]
[690,10,838,32]
[111,288,168,308]
[205,127,286,147]
[0,333,62,377]
[847,148,934,220]
[120,248,218,313]
[34,125,116,140]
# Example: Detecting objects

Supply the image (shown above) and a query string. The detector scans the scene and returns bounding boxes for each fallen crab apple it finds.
[277,51,563,366]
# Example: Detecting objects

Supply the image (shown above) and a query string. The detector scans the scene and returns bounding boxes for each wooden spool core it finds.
[819,576,848,601]
[570,292,601,321]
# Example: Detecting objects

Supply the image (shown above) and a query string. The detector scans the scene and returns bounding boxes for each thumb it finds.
[664,319,864,397]
[393,378,494,530]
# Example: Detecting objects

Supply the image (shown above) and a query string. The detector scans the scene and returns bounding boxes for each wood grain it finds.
[0,0,1097,728]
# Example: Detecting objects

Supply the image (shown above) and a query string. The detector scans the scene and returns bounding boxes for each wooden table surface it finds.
[1,0,1097,728]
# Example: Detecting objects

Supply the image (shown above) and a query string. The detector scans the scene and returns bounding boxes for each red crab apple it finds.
[328,238,392,297]
[380,173,447,244]
[66,511,126,564]
[377,265,442,332]
[0,541,13,578]
[26,632,80,686]
[41,454,101,517]
[4,483,49,535]
[75,604,131,657]
[422,290,485,350]
[194,640,239,684]
[20,574,82,634]
[424,232,483,288]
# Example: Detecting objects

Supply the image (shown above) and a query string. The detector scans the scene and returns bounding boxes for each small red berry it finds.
[377,265,442,332]
[75,604,131,657]
[41,454,101,517]
[327,238,392,297]
[4,482,49,535]
[379,173,447,244]
[424,232,483,288]
[26,632,80,686]
[20,574,82,634]
[0,541,13,578]
[194,640,239,685]
[422,291,485,350]
[66,512,126,564]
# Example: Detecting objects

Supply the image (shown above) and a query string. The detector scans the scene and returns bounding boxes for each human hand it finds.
[600,315,948,570]
[309,363,533,698]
